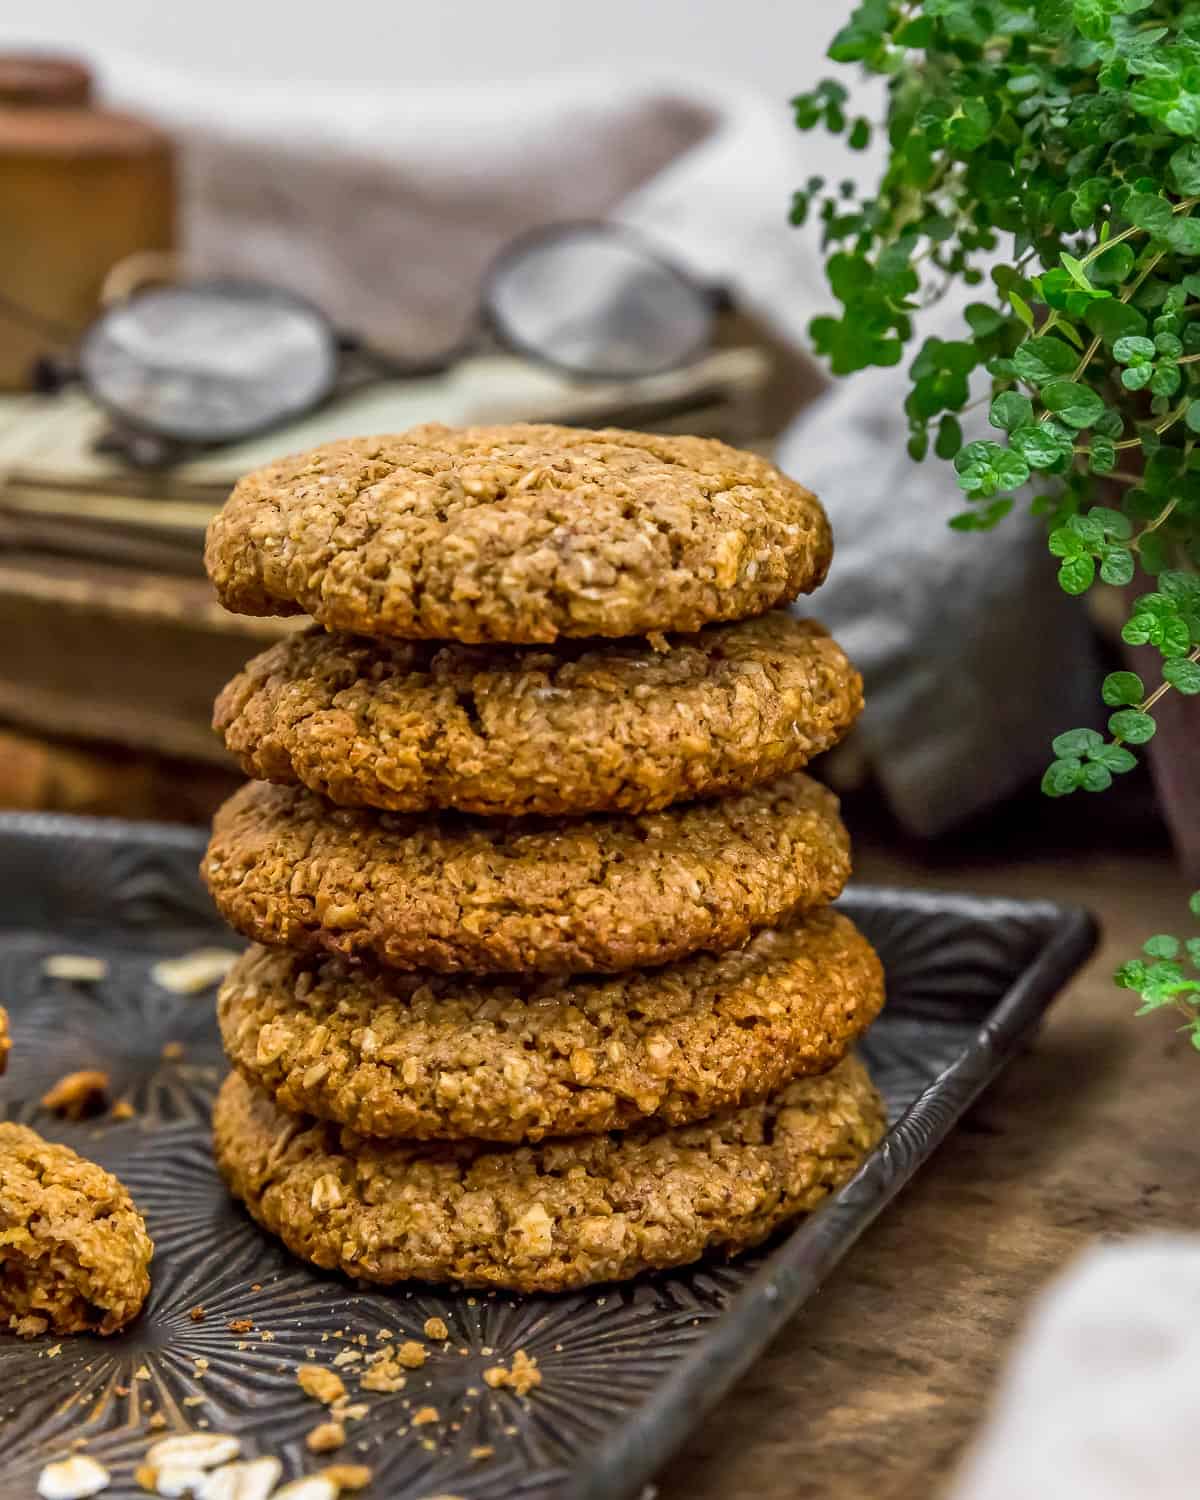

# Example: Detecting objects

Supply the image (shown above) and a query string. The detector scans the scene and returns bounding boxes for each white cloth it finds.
[952,1237,1200,1500]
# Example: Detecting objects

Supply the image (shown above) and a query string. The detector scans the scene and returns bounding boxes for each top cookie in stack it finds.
[201,423,886,1293]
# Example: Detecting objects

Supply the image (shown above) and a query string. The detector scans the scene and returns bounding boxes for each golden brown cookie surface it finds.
[214,613,862,817]
[218,909,884,1141]
[204,424,831,643]
[0,1123,153,1337]
[212,1055,886,1292]
[202,772,851,976]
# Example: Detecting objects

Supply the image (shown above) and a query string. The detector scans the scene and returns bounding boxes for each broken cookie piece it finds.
[0,1123,153,1337]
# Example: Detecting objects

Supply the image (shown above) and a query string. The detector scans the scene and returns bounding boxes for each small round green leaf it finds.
[1163,657,1200,694]
[1113,335,1156,365]
[989,392,1034,432]
[1040,379,1107,429]
[1090,743,1137,773]
[1051,727,1104,758]
[1059,555,1096,594]
[1100,547,1135,586]
[1144,934,1181,959]
[1041,758,1083,797]
[1101,671,1144,706]
[1080,761,1112,792]
[1109,709,1157,744]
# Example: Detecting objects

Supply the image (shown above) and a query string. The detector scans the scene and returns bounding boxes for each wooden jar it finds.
[0,54,176,388]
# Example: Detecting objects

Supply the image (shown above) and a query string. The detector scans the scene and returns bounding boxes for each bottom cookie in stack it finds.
[214,1055,886,1294]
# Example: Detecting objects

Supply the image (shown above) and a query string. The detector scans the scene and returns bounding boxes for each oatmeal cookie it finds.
[213,613,862,816]
[0,1123,153,1336]
[202,773,851,976]
[212,1055,886,1292]
[204,425,831,643]
[218,908,884,1141]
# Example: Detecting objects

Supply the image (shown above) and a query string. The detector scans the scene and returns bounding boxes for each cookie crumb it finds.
[469,1445,494,1461]
[189,1306,206,1322]
[483,1349,541,1396]
[147,1412,167,1431]
[40,1070,109,1120]
[227,1317,254,1335]
[36,1454,109,1498]
[422,1316,448,1341]
[359,1356,405,1394]
[331,1348,361,1368]
[306,1420,346,1454]
[110,1101,136,1121]
[320,1466,373,1493]
[298,1364,346,1406]
[394,1340,426,1369]
[411,1406,438,1426]
[160,1042,185,1062]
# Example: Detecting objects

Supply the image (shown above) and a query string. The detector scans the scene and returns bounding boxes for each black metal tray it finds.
[0,813,1097,1499]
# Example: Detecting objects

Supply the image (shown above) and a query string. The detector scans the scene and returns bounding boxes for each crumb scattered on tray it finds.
[306,1420,346,1454]
[410,1406,439,1427]
[320,1465,373,1492]
[0,1122,152,1337]
[422,1316,448,1341]
[0,1005,9,1074]
[482,1349,542,1396]
[298,1365,346,1406]
[394,1340,426,1369]
[150,948,239,995]
[160,1042,185,1062]
[189,1305,206,1322]
[469,1445,494,1462]
[110,1100,136,1121]
[359,1354,405,1393]
[40,1070,109,1120]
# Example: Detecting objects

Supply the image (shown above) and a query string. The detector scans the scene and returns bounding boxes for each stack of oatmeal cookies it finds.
[200,423,888,1293]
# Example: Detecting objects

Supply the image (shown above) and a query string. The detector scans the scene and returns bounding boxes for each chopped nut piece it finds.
[36,1454,110,1499]
[319,1465,372,1492]
[226,1318,254,1335]
[40,1070,109,1120]
[274,1479,337,1500]
[482,1349,541,1396]
[146,1434,240,1472]
[149,1467,206,1498]
[194,1456,281,1500]
[298,1364,346,1405]
[394,1340,426,1369]
[151,949,238,995]
[410,1406,439,1426]
[306,1421,346,1454]
[422,1316,448,1341]
[42,955,107,982]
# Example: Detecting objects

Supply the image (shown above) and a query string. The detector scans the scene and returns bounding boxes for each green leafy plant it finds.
[1116,890,1200,1043]
[792,0,1200,1028]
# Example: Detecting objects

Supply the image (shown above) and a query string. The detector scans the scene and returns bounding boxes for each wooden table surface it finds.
[658,829,1194,1500]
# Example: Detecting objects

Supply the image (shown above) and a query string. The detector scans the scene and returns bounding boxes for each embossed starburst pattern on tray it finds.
[0,815,1096,1500]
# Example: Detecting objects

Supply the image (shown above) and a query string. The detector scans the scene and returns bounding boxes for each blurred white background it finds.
[0,0,852,97]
